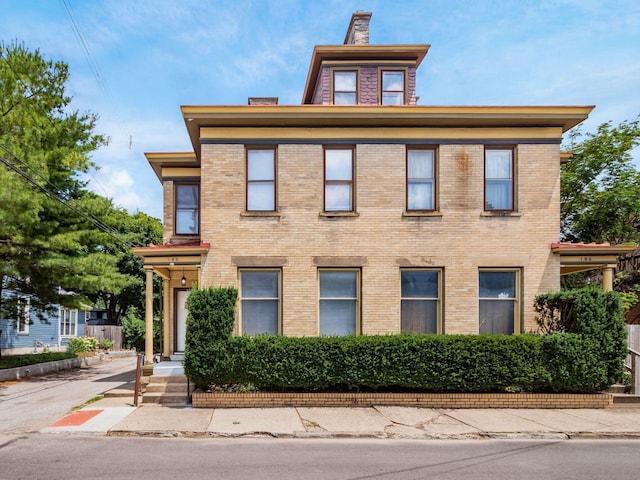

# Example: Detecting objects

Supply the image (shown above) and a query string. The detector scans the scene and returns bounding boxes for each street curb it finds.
[0,350,136,382]
[103,430,640,440]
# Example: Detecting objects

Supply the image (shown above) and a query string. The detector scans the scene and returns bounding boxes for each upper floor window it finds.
[381,71,405,105]
[485,148,514,211]
[175,184,199,235]
[407,148,436,211]
[479,269,520,334]
[17,297,29,334]
[246,148,276,211]
[324,147,354,212]
[319,269,360,336]
[240,269,281,335]
[333,71,357,105]
[401,269,442,334]
[60,307,78,337]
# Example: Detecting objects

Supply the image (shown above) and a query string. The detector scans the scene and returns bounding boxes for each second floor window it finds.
[333,71,357,105]
[407,149,436,211]
[246,148,276,211]
[485,148,514,211]
[175,184,199,235]
[381,71,405,105]
[324,148,354,212]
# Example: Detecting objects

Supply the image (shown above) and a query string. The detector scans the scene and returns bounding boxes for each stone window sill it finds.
[402,211,443,218]
[480,211,522,217]
[319,212,360,218]
[240,211,282,217]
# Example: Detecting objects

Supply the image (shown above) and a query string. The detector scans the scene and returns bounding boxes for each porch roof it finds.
[551,241,636,275]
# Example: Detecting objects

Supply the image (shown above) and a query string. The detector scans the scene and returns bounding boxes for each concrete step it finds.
[149,375,188,384]
[608,384,629,394]
[612,394,640,407]
[142,392,189,405]
[145,382,189,393]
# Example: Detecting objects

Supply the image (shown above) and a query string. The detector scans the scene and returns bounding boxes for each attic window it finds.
[333,71,357,105]
[381,71,405,105]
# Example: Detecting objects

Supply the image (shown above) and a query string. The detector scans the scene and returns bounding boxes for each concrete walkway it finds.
[41,395,640,439]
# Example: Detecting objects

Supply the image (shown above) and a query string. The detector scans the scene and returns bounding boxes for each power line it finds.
[0,146,134,248]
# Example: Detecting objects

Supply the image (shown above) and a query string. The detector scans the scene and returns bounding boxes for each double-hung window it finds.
[60,307,78,337]
[333,71,357,105]
[381,70,405,105]
[246,148,276,211]
[407,148,436,211]
[319,270,359,336]
[485,148,514,211]
[175,183,200,235]
[324,148,354,212]
[240,270,280,335]
[16,297,30,334]
[401,269,442,334]
[479,269,520,334]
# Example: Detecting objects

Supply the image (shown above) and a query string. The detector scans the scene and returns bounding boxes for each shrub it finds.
[184,287,237,387]
[98,339,114,350]
[0,352,75,369]
[185,286,627,393]
[535,288,628,386]
[122,308,160,352]
[66,336,99,355]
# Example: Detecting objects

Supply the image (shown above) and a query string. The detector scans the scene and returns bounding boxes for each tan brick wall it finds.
[197,140,561,336]
[192,392,612,409]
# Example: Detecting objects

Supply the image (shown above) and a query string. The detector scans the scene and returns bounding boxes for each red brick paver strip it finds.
[50,409,102,427]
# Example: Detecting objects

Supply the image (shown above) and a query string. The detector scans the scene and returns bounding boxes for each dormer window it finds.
[381,70,405,105]
[333,71,357,105]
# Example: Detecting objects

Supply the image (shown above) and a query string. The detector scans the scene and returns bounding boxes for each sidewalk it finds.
[41,394,640,439]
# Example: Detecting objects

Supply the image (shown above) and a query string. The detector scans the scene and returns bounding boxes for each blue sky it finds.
[2,0,639,220]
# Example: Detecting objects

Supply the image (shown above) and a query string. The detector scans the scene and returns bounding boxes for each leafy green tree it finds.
[561,117,640,298]
[561,118,640,244]
[79,193,162,324]
[0,41,109,318]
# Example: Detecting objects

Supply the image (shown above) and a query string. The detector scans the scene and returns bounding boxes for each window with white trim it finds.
[240,269,281,335]
[319,269,360,336]
[60,307,78,337]
[16,297,30,334]
[401,269,442,334]
[479,269,520,334]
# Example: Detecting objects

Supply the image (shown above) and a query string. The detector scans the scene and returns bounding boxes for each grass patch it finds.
[71,395,104,411]
[0,352,76,370]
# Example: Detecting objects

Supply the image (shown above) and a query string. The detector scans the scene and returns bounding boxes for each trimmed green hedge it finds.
[184,287,627,393]
[0,352,76,369]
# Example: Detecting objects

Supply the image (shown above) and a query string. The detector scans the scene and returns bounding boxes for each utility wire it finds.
[0,146,134,248]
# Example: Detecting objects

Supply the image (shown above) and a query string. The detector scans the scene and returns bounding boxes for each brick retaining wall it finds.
[192,392,613,409]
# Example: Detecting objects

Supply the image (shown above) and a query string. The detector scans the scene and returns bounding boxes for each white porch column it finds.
[602,266,614,292]
[163,278,170,359]
[144,267,154,366]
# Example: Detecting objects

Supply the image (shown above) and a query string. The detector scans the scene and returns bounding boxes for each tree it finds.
[561,117,640,244]
[0,41,110,319]
[561,117,640,299]
[78,193,162,324]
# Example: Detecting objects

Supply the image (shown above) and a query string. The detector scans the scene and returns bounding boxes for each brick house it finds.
[134,12,630,369]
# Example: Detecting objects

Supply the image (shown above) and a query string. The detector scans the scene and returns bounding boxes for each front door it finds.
[175,289,189,352]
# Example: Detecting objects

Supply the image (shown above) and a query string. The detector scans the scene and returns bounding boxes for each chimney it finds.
[344,10,372,45]
[248,97,278,105]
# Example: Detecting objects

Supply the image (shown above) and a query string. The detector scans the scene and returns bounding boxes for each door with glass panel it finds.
[175,289,189,352]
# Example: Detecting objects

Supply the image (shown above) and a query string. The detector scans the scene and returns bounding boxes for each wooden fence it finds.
[85,325,123,350]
